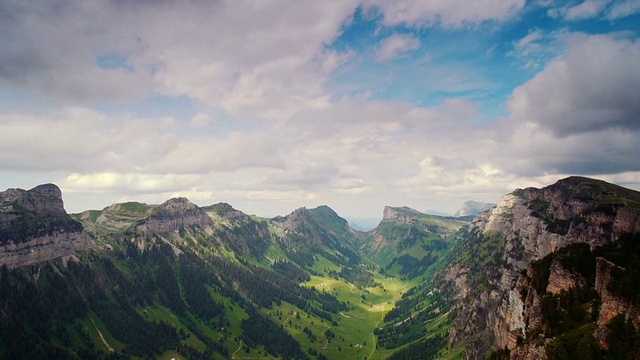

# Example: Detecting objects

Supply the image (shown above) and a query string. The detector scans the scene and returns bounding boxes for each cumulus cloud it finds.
[0,0,358,114]
[503,123,640,175]
[364,0,526,27]
[0,107,287,176]
[508,34,640,137]
[375,34,421,62]
[487,33,640,178]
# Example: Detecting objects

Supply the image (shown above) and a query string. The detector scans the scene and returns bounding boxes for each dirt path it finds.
[90,316,114,353]
[367,304,385,360]
[232,340,243,359]
[321,321,332,349]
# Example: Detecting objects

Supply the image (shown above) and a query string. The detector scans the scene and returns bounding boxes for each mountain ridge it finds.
[0,184,88,268]
[438,176,640,359]
[2,176,640,359]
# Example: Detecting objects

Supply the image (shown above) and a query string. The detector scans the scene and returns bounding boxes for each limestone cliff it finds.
[440,176,640,358]
[135,197,213,235]
[0,184,88,268]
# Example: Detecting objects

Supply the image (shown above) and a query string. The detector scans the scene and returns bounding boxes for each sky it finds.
[1,0,640,226]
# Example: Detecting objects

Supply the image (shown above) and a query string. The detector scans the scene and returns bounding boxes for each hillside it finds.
[360,206,466,279]
[1,177,640,359]
[1,185,459,359]
[437,176,640,359]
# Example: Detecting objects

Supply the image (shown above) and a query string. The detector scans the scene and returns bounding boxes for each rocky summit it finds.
[0,184,88,268]
[1,177,640,359]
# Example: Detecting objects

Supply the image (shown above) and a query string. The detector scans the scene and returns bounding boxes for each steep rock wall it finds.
[0,184,88,268]
[442,177,640,358]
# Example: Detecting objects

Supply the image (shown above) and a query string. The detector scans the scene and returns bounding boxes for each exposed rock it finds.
[382,206,422,223]
[135,197,213,235]
[441,176,640,358]
[0,184,88,268]
[546,258,587,294]
[0,231,88,268]
[279,207,312,231]
[594,257,640,327]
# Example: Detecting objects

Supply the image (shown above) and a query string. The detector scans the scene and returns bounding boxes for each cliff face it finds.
[0,184,88,268]
[135,197,213,235]
[441,177,640,358]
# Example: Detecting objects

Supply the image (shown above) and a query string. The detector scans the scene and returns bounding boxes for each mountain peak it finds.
[30,183,63,198]
[1,183,66,217]
[454,200,495,218]
[136,197,212,234]
[0,183,87,268]
[159,197,199,212]
[382,206,422,221]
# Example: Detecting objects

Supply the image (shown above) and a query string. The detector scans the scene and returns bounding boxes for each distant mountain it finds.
[3,176,640,359]
[359,206,466,279]
[453,200,495,219]
[424,209,452,217]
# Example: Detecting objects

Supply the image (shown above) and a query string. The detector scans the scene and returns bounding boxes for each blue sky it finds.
[1,0,639,225]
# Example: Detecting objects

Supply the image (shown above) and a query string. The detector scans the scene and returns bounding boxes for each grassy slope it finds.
[67,202,463,359]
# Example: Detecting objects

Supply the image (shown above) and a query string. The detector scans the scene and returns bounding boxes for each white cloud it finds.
[0,0,358,117]
[565,0,611,20]
[490,33,640,178]
[365,0,526,27]
[513,30,544,56]
[375,34,421,62]
[189,112,214,128]
[508,34,640,137]
[608,0,640,19]
[1,1,639,220]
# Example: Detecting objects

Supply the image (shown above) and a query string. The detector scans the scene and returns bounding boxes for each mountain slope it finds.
[0,184,87,268]
[1,189,428,359]
[438,176,640,359]
[4,176,639,359]
[271,205,362,267]
[360,206,466,279]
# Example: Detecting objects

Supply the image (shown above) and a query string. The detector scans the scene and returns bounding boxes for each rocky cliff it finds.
[135,197,213,235]
[0,184,88,268]
[440,177,640,358]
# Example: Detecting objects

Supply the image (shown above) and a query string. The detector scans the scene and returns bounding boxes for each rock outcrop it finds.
[0,184,88,268]
[441,176,640,358]
[135,197,213,235]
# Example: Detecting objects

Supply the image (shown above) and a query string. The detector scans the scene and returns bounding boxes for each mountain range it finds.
[1,176,639,359]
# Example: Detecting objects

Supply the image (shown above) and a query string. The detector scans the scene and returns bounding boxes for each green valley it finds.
[3,177,640,359]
